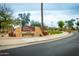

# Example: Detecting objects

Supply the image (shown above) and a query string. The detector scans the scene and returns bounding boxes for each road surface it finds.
[0,32,79,56]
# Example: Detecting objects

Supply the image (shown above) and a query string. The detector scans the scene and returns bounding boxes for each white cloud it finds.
[13,10,79,27]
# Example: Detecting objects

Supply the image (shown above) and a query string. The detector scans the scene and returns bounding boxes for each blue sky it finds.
[6,3,79,11]
[5,3,79,27]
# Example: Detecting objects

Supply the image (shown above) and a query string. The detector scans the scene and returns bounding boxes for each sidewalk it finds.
[0,32,73,50]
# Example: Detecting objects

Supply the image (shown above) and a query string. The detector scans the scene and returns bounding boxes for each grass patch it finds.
[22,32,34,36]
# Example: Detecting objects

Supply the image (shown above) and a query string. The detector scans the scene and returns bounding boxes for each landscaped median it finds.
[0,32,73,50]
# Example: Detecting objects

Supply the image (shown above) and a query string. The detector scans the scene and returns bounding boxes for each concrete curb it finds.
[0,33,74,51]
[0,33,73,46]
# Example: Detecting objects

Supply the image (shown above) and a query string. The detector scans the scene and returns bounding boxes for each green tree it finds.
[30,20,41,27]
[76,21,79,31]
[18,13,30,27]
[58,20,64,30]
[65,18,75,30]
[0,4,13,32]
[12,18,21,27]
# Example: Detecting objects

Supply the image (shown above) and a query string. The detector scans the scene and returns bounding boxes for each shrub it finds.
[48,30,62,35]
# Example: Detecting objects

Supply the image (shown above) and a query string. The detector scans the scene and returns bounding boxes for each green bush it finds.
[48,30,62,35]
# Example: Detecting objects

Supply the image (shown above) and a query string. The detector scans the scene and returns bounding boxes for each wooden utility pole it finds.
[41,3,44,29]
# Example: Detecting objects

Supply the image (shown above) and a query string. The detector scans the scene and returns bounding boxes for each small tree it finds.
[30,20,41,27]
[65,19,75,30]
[58,20,64,31]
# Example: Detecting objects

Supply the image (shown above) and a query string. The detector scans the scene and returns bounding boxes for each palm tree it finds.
[41,3,44,29]
[18,13,30,27]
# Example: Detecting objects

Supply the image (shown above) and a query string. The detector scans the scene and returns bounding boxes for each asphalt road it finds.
[0,32,79,56]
